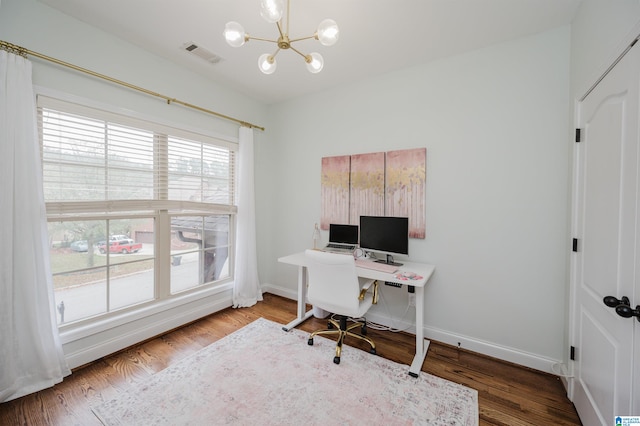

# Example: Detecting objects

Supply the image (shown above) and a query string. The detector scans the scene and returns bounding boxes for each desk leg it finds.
[408,285,430,377]
[282,265,314,332]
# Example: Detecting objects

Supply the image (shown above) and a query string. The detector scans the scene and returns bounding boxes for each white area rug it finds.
[92,318,478,425]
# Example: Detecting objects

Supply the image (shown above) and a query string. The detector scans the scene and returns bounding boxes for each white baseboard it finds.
[261,283,298,301]
[418,324,561,374]
[261,283,562,374]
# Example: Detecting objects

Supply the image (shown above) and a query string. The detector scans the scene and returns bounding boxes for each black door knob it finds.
[615,304,640,322]
[603,296,630,308]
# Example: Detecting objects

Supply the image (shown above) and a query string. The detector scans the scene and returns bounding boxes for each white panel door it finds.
[572,41,640,425]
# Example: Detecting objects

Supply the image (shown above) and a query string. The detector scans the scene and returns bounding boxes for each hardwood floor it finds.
[0,293,581,425]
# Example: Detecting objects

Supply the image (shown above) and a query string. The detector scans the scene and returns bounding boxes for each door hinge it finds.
[575,128,581,142]
[570,345,576,361]
[572,238,579,252]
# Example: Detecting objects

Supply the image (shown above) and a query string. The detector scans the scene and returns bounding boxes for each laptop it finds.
[323,224,358,253]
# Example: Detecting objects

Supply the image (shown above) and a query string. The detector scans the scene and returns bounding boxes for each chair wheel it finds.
[361,325,367,335]
[327,322,334,329]
[333,356,341,364]
[308,338,314,346]
[370,348,376,355]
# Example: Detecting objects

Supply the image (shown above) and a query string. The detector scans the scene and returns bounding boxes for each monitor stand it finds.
[375,254,403,267]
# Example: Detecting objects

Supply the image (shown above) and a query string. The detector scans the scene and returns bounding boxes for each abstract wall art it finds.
[385,148,426,239]
[320,155,351,230]
[349,152,385,225]
[320,147,426,238]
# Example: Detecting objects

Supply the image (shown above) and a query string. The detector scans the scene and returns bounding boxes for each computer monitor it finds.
[359,216,409,266]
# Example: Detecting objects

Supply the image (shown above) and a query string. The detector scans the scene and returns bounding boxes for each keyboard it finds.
[325,243,356,251]
[355,259,398,274]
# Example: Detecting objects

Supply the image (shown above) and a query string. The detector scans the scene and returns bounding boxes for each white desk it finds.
[278,251,435,377]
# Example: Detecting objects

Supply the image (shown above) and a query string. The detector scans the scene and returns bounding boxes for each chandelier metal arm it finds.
[289,45,310,60]
[270,48,282,59]
[288,34,316,44]
[245,35,279,44]
[276,21,286,39]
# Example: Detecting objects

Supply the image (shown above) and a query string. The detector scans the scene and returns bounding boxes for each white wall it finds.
[0,0,269,368]
[571,0,640,100]
[260,27,572,371]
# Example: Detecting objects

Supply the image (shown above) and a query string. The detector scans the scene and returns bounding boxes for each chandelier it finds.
[223,0,339,74]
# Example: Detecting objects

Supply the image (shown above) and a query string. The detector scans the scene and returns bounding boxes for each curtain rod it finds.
[0,40,265,131]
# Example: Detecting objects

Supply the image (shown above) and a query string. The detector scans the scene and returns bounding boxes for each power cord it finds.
[349,249,412,332]
[346,285,414,333]
[366,292,414,333]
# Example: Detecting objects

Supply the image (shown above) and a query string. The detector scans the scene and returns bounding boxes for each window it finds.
[38,96,237,326]
[169,214,230,294]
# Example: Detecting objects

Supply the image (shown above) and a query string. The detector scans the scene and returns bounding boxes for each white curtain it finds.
[233,126,262,307]
[0,50,70,402]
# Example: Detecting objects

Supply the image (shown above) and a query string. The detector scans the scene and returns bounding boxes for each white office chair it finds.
[304,249,379,364]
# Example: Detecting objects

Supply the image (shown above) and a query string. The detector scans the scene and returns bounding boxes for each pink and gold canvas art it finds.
[320,155,351,230]
[349,152,385,225]
[320,148,426,239]
[385,148,426,239]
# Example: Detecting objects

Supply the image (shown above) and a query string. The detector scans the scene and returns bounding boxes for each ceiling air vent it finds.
[182,42,223,64]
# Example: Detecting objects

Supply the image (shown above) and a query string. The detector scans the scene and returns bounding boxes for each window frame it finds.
[37,90,239,336]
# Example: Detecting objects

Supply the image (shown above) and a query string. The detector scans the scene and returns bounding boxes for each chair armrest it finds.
[359,280,379,304]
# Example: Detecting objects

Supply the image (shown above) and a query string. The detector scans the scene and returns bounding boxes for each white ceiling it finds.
[39,0,582,105]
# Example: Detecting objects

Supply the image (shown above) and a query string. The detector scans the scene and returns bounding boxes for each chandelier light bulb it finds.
[306,52,324,73]
[223,21,246,47]
[258,53,277,74]
[260,0,284,23]
[316,19,339,46]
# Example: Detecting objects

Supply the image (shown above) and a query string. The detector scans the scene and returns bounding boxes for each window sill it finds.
[59,280,234,345]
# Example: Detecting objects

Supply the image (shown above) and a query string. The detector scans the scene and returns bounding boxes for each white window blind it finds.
[40,109,155,201]
[37,95,236,209]
[168,136,234,205]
